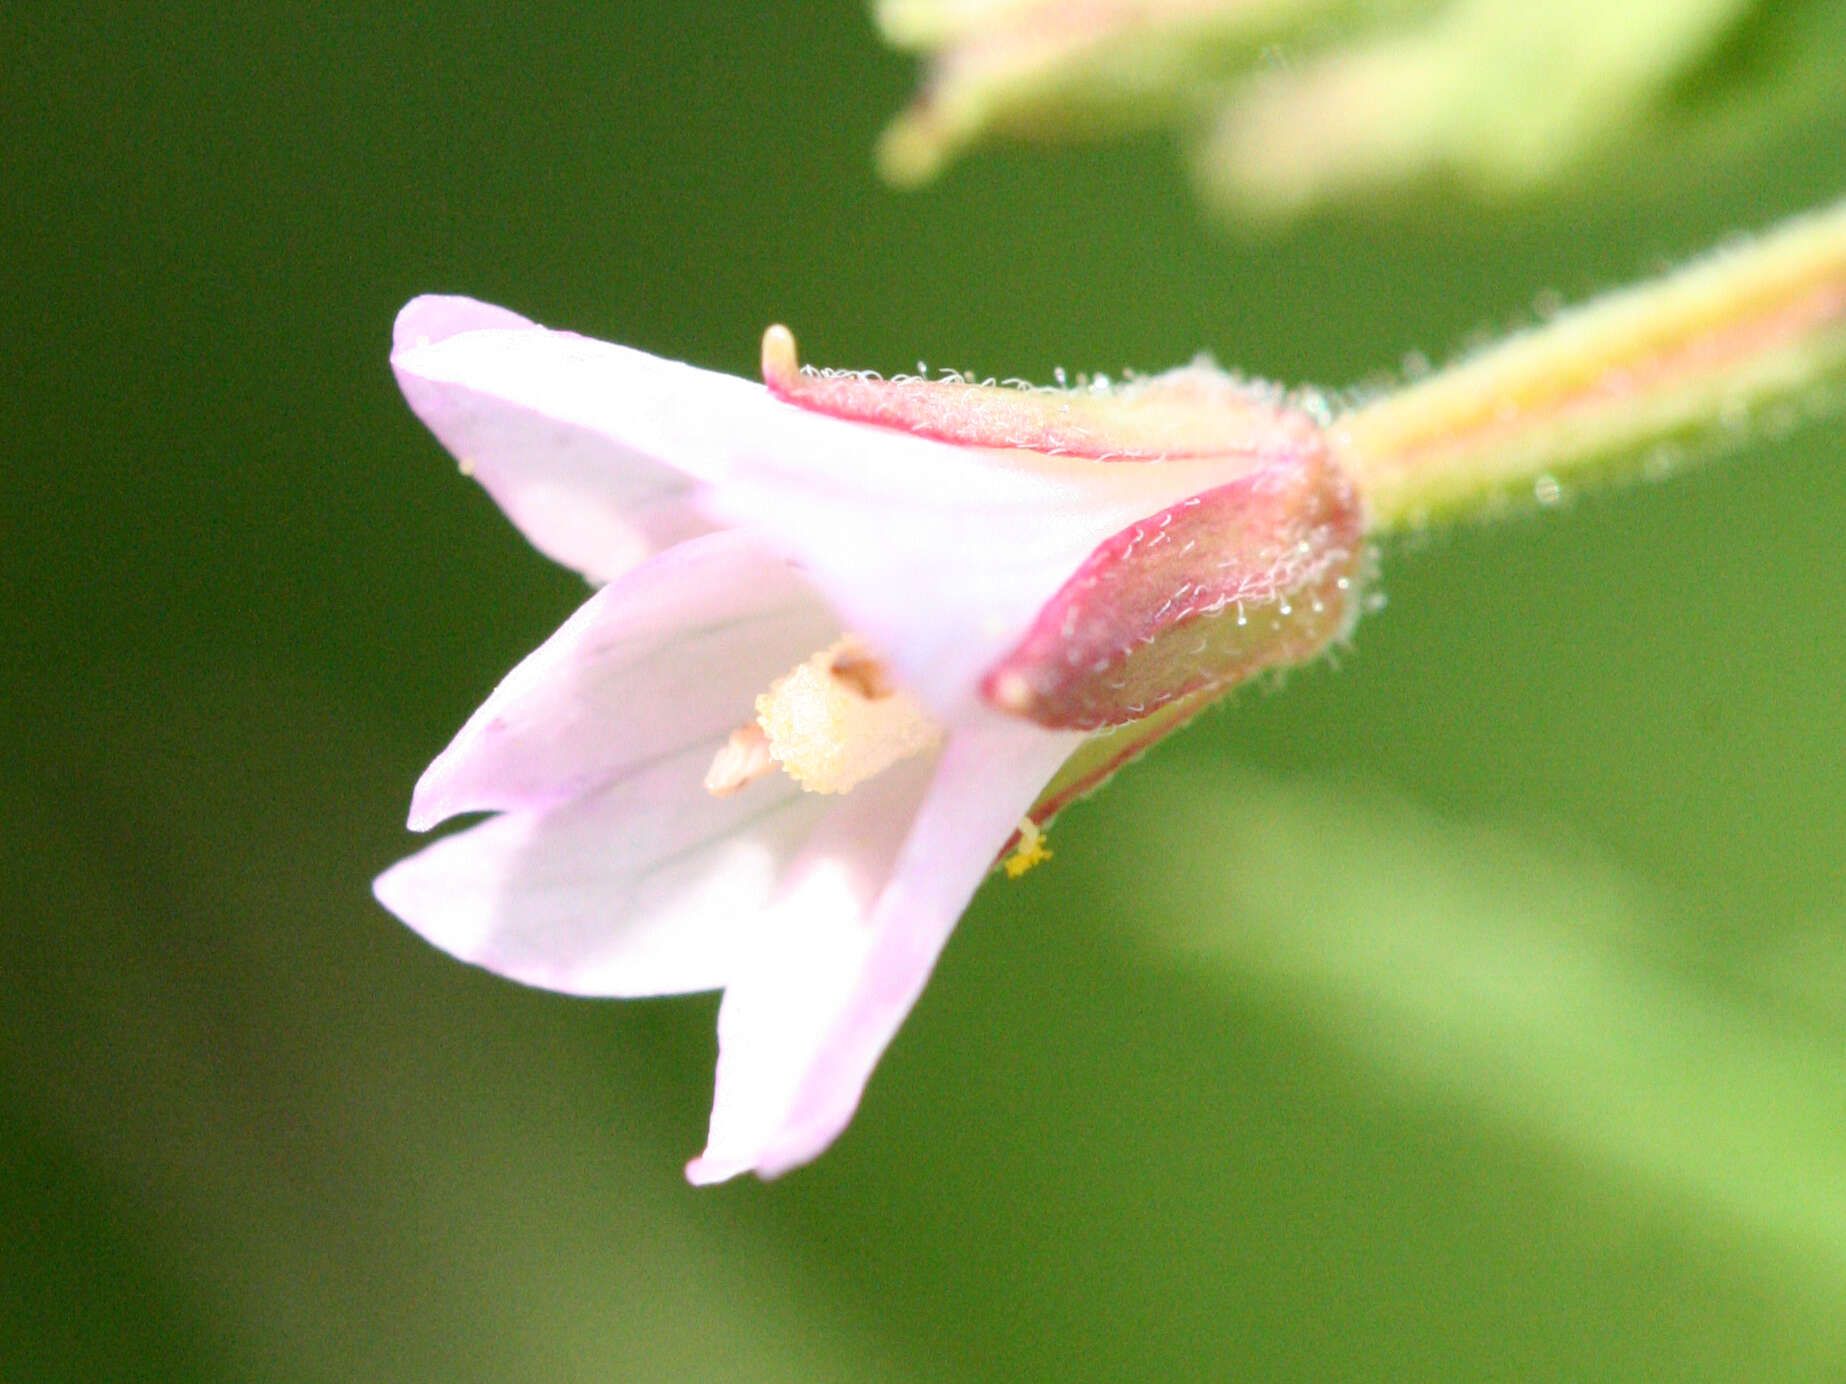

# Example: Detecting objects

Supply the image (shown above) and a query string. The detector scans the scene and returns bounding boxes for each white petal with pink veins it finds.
[393,296,716,583]
[375,741,831,998]
[687,708,1083,1183]
[700,465,1217,715]
[408,531,838,830]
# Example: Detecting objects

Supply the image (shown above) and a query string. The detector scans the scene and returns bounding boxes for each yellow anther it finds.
[1001,819,1052,878]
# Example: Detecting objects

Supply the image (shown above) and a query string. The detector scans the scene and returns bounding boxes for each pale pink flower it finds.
[375,295,1361,1182]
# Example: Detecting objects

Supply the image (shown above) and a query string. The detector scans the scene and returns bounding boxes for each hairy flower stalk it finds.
[377,197,1845,1182]
[1340,196,1846,529]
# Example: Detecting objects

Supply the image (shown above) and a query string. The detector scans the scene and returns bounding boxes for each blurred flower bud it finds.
[877,0,1757,220]
[874,0,1414,188]
[1194,0,1752,218]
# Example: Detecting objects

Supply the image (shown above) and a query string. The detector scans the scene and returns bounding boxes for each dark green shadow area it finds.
[0,1094,225,1383]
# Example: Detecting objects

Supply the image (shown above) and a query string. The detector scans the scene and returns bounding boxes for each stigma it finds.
[705,637,943,798]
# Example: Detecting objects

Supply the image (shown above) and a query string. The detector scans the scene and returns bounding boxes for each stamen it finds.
[755,637,942,794]
[703,723,777,797]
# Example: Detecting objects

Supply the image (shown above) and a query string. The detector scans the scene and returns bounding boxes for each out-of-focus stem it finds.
[1337,198,1846,532]
[875,0,1432,187]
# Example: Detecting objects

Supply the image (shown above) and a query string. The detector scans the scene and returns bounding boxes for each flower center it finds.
[704,637,943,798]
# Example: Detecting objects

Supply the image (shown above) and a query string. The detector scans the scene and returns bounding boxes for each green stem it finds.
[1337,197,1846,532]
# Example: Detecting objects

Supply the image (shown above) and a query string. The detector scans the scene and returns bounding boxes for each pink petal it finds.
[392,296,717,583]
[685,709,1084,1183]
[374,743,832,998]
[393,301,1258,712]
[408,531,837,831]
[393,295,536,351]
[697,462,1231,715]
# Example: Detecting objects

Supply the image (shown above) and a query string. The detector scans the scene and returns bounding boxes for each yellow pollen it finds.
[703,722,777,797]
[754,637,942,794]
[1001,819,1052,878]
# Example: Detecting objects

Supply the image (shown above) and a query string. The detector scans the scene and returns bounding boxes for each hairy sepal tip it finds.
[982,445,1364,730]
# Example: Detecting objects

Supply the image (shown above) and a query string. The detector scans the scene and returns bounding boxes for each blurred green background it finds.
[6,2,1846,1379]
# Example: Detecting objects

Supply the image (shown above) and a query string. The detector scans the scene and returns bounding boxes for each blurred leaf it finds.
[1109,758,1846,1280]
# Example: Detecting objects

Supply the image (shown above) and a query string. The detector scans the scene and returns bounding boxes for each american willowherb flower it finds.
[375,198,1846,1182]
[374,294,1364,1182]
